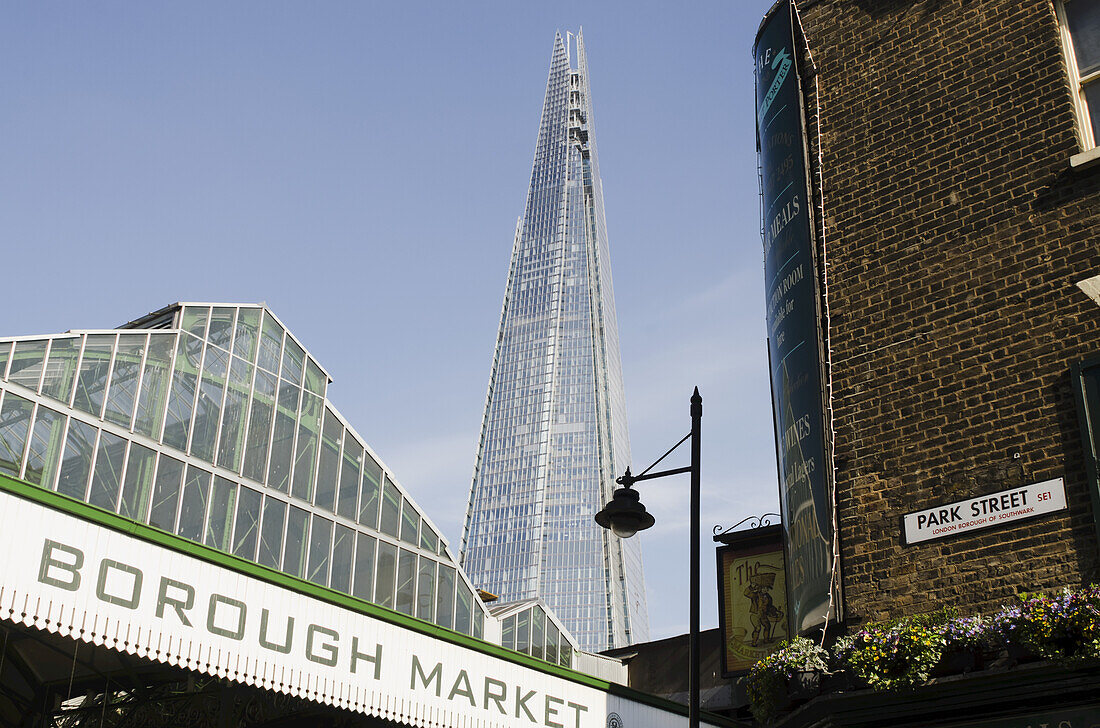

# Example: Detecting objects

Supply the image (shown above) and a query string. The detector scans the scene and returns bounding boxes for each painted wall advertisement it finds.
[716,527,788,675]
[755,0,834,633]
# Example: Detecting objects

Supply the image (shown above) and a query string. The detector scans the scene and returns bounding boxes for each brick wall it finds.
[792,0,1100,623]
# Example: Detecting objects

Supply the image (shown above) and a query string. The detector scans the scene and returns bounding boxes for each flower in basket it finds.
[991,586,1100,660]
[744,637,829,724]
[834,618,945,690]
[939,615,992,651]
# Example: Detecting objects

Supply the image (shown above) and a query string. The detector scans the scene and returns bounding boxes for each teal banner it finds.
[755,0,833,633]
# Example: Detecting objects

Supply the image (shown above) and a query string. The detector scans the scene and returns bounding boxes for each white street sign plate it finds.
[902,478,1067,545]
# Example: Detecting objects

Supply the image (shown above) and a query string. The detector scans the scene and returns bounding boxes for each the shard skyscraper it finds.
[460,31,648,652]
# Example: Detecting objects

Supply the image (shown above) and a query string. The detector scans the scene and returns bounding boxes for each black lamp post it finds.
[595,387,702,728]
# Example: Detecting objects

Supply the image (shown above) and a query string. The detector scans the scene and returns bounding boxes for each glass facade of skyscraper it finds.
[461,31,649,652]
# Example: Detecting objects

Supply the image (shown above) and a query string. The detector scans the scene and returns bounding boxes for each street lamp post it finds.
[594,387,702,728]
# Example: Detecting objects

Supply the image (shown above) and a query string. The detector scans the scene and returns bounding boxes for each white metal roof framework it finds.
[0,303,491,642]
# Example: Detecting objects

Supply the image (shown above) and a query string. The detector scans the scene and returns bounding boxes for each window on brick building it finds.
[1059,0,1100,149]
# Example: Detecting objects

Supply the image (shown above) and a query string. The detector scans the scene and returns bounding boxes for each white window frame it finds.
[1056,0,1100,153]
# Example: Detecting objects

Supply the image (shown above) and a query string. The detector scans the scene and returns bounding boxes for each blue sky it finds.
[1,0,780,641]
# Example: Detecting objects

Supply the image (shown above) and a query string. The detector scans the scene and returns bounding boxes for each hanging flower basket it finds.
[743,637,829,724]
[991,587,1100,662]
[932,616,993,677]
[743,587,1100,721]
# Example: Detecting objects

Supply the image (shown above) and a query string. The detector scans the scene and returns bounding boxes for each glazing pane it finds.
[57,419,97,500]
[103,334,146,427]
[396,549,417,616]
[337,436,361,520]
[243,369,276,484]
[419,522,439,552]
[291,392,321,501]
[283,506,309,578]
[177,465,211,542]
[162,335,201,451]
[436,564,455,630]
[257,496,287,569]
[303,359,325,396]
[400,497,419,545]
[134,333,175,438]
[232,485,262,559]
[205,476,237,551]
[181,306,209,339]
[216,357,253,472]
[502,616,515,650]
[0,392,34,477]
[41,337,81,402]
[88,431,127,511]
[1067,0,1100,76]
[267,381,300,493]
[531,606,544,659]
[149,455,183,531]
[1087,81,1100,145]
[73,335,115,418]
[455,585,473,636]
[416,558,436,622]
[0,342,10,379]
[517,609,530,653]
[306,515,333,586]
[233,308,261,363]
[24,405,65,487]
[353,534,376,601]
[358,451,382,528]
[473,608,484,640]
[119,443,155,522]
[560,642,572,668]
[546,623,559,665]
[281,338,304,385]
[257,313,283,374]
[379,476,400,538]
[190,345,227,463]
[313,408,341,512]
[207,307,235,350]
[375,541,397,609]
[330,524,354,594]
[9,340,47,391]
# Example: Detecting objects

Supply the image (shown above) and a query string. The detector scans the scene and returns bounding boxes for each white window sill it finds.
[1070,146,1100,170]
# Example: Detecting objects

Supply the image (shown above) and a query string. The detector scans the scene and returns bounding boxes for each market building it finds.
[748,0,1100,724]
[0,303,729,728]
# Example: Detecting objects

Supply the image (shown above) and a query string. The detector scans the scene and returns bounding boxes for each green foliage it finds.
[743,637,829,724]
[832,616,946,690]
[744,588,1100,722]
[992,586,1100,660]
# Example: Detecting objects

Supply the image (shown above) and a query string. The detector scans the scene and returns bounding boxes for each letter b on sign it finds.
[39,540,83,591]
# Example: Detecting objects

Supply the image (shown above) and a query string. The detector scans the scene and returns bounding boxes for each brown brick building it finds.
[744,0,1100,723]
[783,0,1100,626]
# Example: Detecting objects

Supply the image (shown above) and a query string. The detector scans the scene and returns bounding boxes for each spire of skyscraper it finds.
[460,31,648,652]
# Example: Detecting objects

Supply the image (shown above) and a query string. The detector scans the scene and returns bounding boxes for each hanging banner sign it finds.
[902,478,1067,545]
[755,0,833,633]
[0,487,719,728]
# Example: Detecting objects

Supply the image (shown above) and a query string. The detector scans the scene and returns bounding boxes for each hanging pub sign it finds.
[715,524,788,676]
[755,0,834,634]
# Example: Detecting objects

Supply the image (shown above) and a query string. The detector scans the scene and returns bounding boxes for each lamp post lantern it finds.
[595,387,702,728]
